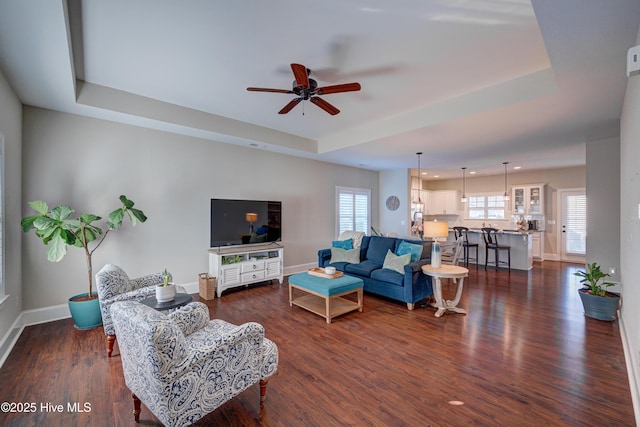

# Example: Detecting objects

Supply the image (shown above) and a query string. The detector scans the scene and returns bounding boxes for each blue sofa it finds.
[318,235,433,310]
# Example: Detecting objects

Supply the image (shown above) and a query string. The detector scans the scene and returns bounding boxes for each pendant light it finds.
[503,161,510,201]
[461,167,467,203]
[414,152,424,212]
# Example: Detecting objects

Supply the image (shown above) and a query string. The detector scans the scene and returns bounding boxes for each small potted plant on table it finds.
[574,262,619,321]
[156,268,176,303]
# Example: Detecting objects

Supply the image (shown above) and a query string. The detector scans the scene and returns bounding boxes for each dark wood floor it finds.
[0,261,635,426]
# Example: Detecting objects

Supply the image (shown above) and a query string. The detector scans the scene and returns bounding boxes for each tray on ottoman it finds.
[288,272,363,324]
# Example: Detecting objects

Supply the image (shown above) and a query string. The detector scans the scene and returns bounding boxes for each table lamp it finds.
[424,220,449,268]
[245,212,258,234]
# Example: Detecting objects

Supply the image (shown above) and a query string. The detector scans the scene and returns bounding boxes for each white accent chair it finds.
[110,301,279,426]
[95,264,185,357]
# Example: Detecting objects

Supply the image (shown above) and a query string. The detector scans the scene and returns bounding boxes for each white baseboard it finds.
[0,313,25,369]
[619,310,640,425]
[285,262,316,276]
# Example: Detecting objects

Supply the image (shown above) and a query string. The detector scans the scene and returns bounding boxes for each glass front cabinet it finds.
[512,184,545,215]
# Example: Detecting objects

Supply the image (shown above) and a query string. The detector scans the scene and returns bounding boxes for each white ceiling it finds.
[0,0,638,179]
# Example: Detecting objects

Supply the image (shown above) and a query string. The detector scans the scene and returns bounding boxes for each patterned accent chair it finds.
[95,264,185,357]
[110,301,279,426]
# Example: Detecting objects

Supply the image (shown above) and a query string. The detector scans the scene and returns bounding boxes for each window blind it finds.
[337,187,370,236]
[564,194,586,255]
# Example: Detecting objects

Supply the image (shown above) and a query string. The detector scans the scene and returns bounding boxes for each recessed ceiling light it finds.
[470,171,476,175]
[433,175,440,178]
[421,172,428,175]
[513,166,522,170]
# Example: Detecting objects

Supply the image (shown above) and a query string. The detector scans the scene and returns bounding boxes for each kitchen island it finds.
[447,229,533,270]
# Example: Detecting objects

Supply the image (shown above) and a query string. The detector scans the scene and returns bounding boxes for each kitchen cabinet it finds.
[512,184,545,215]
[426,190,459,215]
[532,231,544,261]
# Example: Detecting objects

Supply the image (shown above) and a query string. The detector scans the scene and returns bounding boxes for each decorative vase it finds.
[578,290,620,321]
[156,283,176,303]
[431,241,442,268]
[68,292,103,330]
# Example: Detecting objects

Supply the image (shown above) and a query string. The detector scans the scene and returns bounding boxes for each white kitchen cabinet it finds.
[512,184,545,215]
[426,190,459,215]
[532,231,544,261]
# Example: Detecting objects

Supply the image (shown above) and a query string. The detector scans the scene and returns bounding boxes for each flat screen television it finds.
[210,199,282,247]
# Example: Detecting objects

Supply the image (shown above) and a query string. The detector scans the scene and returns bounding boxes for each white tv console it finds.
[208,244,284,297]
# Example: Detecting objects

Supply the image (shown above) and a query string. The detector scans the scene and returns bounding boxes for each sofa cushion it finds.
[345,260,382,277]
[382,250,411,274]
[420,241,433,260]
[396,240,423,263]
[332,238,353,250]
[370,268,405,286]
[328,261,350,272]
[330,247,360,264]
[365,236,397,264]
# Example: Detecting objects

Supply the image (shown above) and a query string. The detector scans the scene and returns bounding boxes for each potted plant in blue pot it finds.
[574,262,619,321]
[21,195,147,329]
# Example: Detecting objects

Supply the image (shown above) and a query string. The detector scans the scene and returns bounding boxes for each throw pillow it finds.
[330,247,360,264]
[396,240,423,263]
[332,238,353,250]
[382,249,411,274]
[338,230,365,248]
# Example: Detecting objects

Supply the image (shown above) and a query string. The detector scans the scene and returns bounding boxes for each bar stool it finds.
[453,226,478,267]
[481,227,511,271]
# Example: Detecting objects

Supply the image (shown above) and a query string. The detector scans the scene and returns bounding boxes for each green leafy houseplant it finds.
[21,195,147,301]
[574,262,615,297]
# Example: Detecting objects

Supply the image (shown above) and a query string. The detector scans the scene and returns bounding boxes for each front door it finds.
[559,189,586,263]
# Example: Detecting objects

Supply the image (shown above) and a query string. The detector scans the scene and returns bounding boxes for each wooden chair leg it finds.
[107,335,116,357]
[132,393,141,422]
[260,379,269,408]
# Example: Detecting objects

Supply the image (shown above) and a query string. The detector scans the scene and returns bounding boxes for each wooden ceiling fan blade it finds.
[291,63,310,88]
[315,82,361,95]
[278,98,302,114]
[247,87,295,94]
[310,97,340,115]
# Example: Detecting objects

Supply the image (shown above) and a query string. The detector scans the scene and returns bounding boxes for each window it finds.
[336,187,371,236]
[466,193,506,220]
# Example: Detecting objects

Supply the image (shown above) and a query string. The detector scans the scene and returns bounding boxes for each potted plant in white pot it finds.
[574,262,619,321]
[21,195,147,329]
[156,268,176,303]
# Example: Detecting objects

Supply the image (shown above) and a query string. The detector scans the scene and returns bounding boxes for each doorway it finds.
[558,188,586,263]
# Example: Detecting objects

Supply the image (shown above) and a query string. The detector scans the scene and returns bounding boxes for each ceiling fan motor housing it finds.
[292,78,318,99]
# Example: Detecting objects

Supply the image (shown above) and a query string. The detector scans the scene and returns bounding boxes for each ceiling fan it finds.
[247,63,361,115]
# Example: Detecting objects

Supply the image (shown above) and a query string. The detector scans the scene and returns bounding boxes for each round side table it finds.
[421,264,469,317]
[140,293,193,311]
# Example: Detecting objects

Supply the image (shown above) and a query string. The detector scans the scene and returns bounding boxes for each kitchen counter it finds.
[447,229,533,270]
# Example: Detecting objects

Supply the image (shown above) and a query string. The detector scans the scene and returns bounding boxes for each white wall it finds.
[620,29,640,418]
[379,169,411,237]
[0,69,22,343]
[21,106,379,310]
[586,137,621,281]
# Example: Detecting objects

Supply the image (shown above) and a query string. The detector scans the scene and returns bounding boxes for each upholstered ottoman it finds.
[288,272,364,323]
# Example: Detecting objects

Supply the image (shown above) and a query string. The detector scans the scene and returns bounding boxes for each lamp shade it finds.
[423,221,448,239]
[245,213,258,223]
